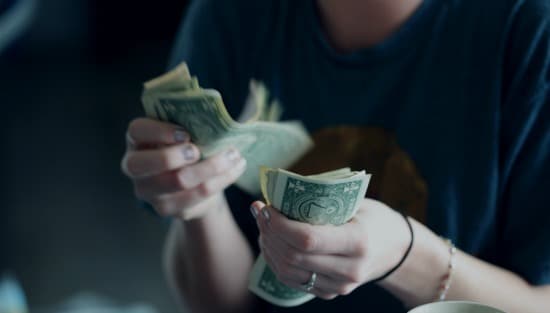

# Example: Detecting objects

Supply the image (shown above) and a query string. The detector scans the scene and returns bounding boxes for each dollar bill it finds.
[249,167,371,307]
[141,62,313,195]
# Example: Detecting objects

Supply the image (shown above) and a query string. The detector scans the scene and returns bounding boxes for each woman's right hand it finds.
[121,118,247,220]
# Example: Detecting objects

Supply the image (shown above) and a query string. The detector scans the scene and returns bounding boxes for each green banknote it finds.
[141,62,313,195]
[249,167,371,307]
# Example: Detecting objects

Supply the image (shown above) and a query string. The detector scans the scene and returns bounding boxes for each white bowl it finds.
[408,301,506,313]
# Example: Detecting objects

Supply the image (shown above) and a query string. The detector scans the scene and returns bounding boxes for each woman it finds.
[121,0,550,312]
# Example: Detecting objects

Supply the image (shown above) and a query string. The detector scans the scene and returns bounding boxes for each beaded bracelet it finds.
[437,238,457,301]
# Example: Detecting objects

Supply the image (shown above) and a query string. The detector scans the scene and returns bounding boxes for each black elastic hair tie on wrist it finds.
[370,212,414,283]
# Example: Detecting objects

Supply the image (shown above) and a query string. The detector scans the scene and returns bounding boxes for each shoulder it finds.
[445,0,550,93]
[443,0,550,35]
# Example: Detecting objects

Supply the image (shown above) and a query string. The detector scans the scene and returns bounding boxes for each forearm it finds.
[164,194,256,313]
[379,218,550,313]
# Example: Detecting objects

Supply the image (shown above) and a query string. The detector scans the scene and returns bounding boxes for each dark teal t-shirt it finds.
[168,0,550,311]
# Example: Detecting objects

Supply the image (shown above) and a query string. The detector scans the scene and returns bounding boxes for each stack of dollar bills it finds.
[249,167,371,306]
[141,62,313,195]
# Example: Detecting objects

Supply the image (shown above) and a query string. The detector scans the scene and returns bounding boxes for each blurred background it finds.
[0,0,190,311]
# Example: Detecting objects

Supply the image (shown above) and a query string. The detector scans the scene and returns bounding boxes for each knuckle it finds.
[354,236,367,256]
[127,118,143,135]
[120,154,131,175]
[122,155,140,177]
[275,270,290,285]
[284,251,303,266]
[346,265,365,284]
[177,167,194,188]
[275,264,291,278]
[169,171,186,190]
[354,240,368,257]
[125,132,135,149]
[337,284,356,295]
[298,231,317,252]
[197,181,214,197]
[318,293,337,300]
[157,150,175,170]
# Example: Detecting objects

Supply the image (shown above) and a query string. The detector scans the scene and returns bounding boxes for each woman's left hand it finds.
[252,198,412,300]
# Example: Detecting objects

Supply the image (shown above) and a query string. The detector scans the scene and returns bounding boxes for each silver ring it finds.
[301,272,317,292]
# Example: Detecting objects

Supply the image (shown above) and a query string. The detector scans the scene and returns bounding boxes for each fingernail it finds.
[261,208,270,221]
[182,144,196,161]
[225,148,240,162]
[250,205,258,219]
[174,130,189,142]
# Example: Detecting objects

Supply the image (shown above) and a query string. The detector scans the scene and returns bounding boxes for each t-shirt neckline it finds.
[307,0,442,66]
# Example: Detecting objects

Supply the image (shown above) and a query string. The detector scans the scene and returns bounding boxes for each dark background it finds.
[1,0,190,311]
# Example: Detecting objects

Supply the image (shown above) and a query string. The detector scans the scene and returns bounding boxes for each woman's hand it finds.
[252,198,412,300]
[121,118,247,220]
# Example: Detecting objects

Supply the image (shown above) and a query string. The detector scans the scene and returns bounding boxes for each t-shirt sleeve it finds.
[498,0,550,285]
[167,0,261,254]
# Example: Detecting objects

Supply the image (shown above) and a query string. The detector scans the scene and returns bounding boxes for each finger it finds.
[127,118,190,148]
[134,169,190,197]
[262,253,342,299]
[260,233,349,299]
[260,205,360,255]
[146,158,247,216]
[253,201,269,230]
[259,230,345,294]
[260,237,280,274]
[258,237,344,300]
[295,254,366,285]
[259,223,359,282]
[177,148,242,189]
[126,131,137,150]
[268,260,354,299]
[122,143,200,178]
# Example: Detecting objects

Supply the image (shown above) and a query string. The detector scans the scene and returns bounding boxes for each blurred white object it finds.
[0,273,29,313]
[409,301,506,313]
[36,292,159,313]
[0,0,37,53]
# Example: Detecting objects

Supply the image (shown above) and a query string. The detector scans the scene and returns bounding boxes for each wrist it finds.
[370,212,414,283]
[378,219,449,307]
[178,193,228,224]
